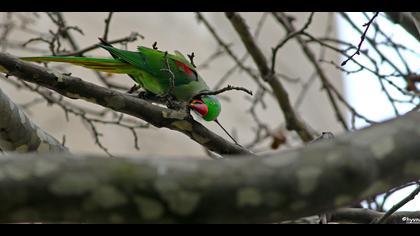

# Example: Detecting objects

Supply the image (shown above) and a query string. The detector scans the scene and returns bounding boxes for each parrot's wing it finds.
[136,46,196,75]
[100,45,147,69]
[102,45,199,87]
[135,46,191,65]
[20,56,138,74]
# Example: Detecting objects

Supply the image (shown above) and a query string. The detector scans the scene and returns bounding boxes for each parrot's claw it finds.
[137,90,157,100]
[164,95,177,109]
[128,84,141,94]
[162,95,185,111]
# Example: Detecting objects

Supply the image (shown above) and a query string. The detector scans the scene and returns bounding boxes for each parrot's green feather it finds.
[202,95,221,121]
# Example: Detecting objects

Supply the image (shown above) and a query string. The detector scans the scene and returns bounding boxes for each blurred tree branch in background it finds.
[0,111,420,223]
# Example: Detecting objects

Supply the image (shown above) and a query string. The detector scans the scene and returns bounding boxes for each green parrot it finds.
[2,40,239,144]
[18,41,222,122]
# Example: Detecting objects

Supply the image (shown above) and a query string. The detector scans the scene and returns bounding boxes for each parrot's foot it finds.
[164,95,177,109]
[162,95,186,110]
[136,91,185,110]
[168,101,188,111]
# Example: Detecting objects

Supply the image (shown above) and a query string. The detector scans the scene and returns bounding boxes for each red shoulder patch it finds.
[175,60,194,76]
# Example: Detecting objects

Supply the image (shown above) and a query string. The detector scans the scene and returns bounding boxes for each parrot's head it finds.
[190,95,239,145]
[189,95,221,121]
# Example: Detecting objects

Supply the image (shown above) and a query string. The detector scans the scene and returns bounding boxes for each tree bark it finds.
[0,111,419,223]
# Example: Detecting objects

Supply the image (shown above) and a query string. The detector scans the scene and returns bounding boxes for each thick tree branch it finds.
[225,12,314,142]
[0,111,420,223]
[0,86,67,153]
[0,52,252,156]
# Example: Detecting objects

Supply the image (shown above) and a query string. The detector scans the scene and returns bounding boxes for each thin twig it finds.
[103,12,114,41]
[195,13,262,85]
[56,33,142,57]
[195,85,253,98]
[272,12,349,131]
[271,12,315,74]
[341,12,379,66]
[187,52,196,68]
[377,181,419,211]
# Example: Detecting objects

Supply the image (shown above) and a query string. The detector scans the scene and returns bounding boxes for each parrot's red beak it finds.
[189,99,208,117]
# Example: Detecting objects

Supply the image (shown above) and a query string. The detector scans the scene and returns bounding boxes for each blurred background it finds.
[1,12,419,212]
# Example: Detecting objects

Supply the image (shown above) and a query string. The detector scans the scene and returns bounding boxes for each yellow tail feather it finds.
[20,56,137,74]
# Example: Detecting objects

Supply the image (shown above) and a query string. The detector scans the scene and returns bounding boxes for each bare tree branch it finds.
[195,12,269,91]
[225,12,314,142]
[195,85,253,97]
[272,12,349,131]
[271,12,315,74]
[102,12,114,42]
[55,33,142,57]
[377,181,418,211]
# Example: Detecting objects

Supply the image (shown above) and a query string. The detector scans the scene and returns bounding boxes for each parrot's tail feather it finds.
[20,56,137,74]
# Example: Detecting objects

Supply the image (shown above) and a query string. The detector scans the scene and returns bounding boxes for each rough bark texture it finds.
[0,52,252,156]
[0,88,67,153]
[0,111,419,223]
